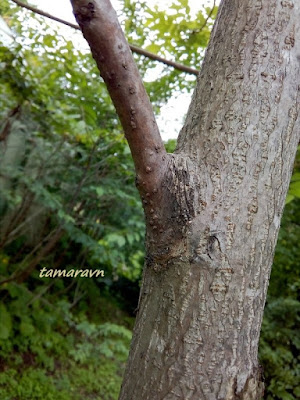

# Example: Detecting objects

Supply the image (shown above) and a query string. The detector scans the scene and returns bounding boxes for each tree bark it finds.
[70,0,300,398]
[70,0,168,200]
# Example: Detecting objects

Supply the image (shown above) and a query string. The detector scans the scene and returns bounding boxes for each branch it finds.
[11,0,199,76]
[190,0,216,35]
[68,0,168,193]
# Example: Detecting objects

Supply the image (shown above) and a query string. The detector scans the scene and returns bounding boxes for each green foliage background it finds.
[0,1,299,399]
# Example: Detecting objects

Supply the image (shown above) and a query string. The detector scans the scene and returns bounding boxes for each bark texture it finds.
[70,0,167,199]
[70,0,300,398]
[119,0,300,399]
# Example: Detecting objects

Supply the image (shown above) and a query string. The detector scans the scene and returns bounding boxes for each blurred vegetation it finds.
[259,195,300,400]
[0,0,299,399]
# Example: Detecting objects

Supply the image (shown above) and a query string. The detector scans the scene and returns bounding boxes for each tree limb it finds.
[11,0,199,76]
[190,0,216,35]
[68,0,168,194]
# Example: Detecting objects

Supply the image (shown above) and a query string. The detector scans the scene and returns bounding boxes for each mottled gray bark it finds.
[69,0,300,398]
[119,0,300,399]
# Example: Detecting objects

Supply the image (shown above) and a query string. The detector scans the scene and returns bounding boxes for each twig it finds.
[0,228,62,285]
[6,208,45,244]
[70,280,86,309]
[26,280,56,306]
[11,0,199,76]
[190,0,217,35]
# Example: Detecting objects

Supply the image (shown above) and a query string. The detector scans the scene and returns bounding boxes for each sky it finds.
[8,0,220,140]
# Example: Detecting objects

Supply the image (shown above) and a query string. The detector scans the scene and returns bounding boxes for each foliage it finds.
[122,0,217,103]
[0,0,213,398]
[259,198,300,400]
[286,147,300,204]
[0,281,132,400]
[0,1,299,399]
[0,1,146,282]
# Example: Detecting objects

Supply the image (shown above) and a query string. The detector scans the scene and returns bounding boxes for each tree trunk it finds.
[70,0,300,398]
[119,1,300,398]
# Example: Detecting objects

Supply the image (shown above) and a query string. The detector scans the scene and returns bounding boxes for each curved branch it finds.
[11,0,79,29]
[11,0,199,76]
[69,0,168,194]
[190,0,216,35]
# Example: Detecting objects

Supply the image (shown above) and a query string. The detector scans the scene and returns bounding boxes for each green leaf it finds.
[289,181,300,198]
[285,194,295,204]
[95,186,105,197]
[20,317,35,337]
[291,172,300,182]
[145,43,161,54]
[105,233,126,247]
